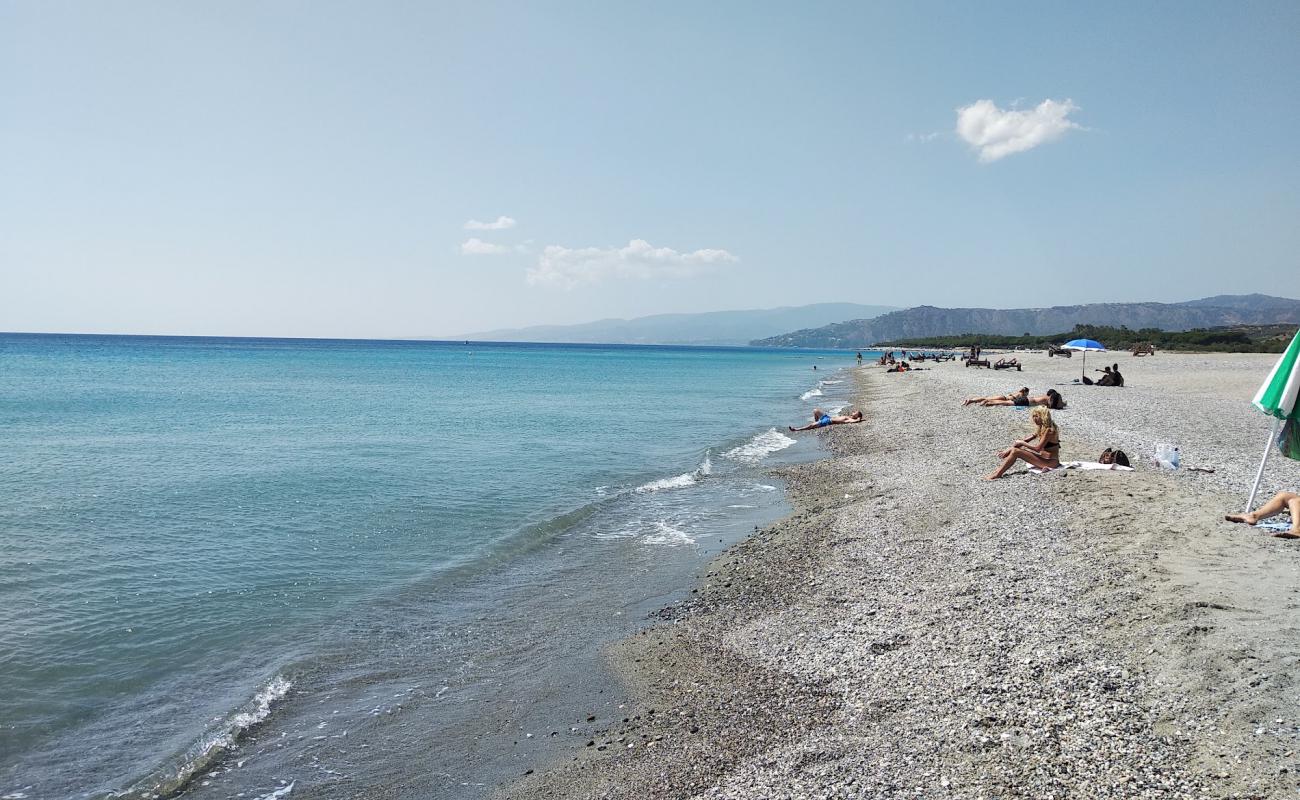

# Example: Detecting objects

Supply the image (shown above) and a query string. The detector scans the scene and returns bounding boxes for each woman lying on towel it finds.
[964,388,1065,409]
[1225,491,1299,539]
[964,387,1029,406]
[984,406,1061,480]
[789,408,865,432]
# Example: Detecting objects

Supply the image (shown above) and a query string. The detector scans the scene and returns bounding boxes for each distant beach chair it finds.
[993,357,1022,371]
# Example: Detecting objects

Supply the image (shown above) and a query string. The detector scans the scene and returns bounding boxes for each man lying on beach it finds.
[1225,491,1299,539]
[984,406,1061,480]
[789,408,865,431]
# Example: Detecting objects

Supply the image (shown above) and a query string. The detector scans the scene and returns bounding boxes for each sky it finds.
[3,1,1299,338]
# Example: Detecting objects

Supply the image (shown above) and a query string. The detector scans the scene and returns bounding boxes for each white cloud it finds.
[461,237,510,255]
[526,239,738,288]
[463,216,517,231]
[955,99,1081,162]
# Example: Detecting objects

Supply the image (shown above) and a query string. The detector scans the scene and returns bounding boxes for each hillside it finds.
[877,323,1298,353]
[751,294,1300,348]
[449,303,899,346]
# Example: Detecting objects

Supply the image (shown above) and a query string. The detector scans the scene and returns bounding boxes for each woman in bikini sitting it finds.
[984,406,1061,480]
[789,408,865,431]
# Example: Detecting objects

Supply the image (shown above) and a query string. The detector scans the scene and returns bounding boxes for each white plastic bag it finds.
[1154,443,1180,469]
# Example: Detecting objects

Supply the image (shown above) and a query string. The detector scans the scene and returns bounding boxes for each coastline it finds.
[498,352,1300,798]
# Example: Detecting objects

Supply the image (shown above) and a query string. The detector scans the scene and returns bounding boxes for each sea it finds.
[0,333,871,800]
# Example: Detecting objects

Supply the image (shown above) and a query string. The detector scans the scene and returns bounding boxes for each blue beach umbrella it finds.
[1064,338,1106,380]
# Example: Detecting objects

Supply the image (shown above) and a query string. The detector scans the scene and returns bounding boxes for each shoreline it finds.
[499,352,1300,798]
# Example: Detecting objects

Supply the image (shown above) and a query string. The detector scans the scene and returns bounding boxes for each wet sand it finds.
[497,352,1300,799]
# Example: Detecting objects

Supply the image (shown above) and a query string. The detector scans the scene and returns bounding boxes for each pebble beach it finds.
[500,351,1300,799]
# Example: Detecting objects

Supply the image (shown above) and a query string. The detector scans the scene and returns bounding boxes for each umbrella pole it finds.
[1245,417,1281,512]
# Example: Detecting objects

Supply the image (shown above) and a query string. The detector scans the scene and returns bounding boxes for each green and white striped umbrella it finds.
[1252,328,1300,419]
[1245,328,1300,510]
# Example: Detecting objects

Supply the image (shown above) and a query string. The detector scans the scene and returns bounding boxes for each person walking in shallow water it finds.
[1226,491,1300,539]
[984,406,1061,480]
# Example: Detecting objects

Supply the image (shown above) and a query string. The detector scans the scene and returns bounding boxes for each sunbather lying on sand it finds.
[964,387,1029,406]
[964,388,1066,409]
[1226,491,1299,539]
[789,409,864,431]
[984,406,1061,480]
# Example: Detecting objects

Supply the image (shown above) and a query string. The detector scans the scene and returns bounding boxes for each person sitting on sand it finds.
[964,387,1029,407]
[789,408,865,431]
[1084,364,1124,387]
[984,406,1061,480]
[1225,491,1299,539]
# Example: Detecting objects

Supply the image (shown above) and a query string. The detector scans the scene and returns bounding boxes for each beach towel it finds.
[1254,519,1295,533]
[1027,461,1135,474]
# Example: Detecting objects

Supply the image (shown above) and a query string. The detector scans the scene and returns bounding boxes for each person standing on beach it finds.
[856,351,863,365]
[984,406,1060,479]
[1226,492,1299,539]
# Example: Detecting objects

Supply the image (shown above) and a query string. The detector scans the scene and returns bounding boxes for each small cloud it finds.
[906,131,944,144]
[464,216,517,231]
[955,98,1081,162]
[526,239,738,288]
[461,237,510,255]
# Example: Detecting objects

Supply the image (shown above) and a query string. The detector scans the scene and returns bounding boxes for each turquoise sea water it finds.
[0,334,867,799]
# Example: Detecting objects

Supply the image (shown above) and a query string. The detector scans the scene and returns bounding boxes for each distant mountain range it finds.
[751,294,1300,348]
[448,303,900,346]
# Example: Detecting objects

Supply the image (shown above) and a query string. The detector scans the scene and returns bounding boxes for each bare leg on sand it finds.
[984,447,1059,480]
[1226,491,1300,539]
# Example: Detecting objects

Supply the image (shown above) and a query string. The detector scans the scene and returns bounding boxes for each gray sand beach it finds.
[499,352,1300,799]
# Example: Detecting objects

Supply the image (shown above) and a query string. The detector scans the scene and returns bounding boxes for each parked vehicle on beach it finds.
[1046,343,1073,358]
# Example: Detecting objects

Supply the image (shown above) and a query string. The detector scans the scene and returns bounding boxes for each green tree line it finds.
[878,324,1297,353]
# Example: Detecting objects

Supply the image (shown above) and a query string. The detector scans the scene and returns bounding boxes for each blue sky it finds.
[3,2,1298,337]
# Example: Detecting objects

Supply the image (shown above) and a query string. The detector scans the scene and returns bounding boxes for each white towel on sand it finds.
[1028,461,1136,474]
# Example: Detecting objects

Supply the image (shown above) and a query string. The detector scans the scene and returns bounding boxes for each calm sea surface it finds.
[0,334,868,799]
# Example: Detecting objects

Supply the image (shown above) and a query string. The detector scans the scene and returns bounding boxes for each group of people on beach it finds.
[785,352,1298,536]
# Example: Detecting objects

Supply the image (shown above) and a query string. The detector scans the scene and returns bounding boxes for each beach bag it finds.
[1099,448,1131,468]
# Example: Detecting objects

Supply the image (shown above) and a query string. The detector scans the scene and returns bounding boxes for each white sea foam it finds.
[723,429,797,464]
[643,521,695,546]
[819,379,843,386]
[635,454,711,493]
[800,388,824,400]
[132,675,292,798]
[825,405,847,415]
[253,782,296,800]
